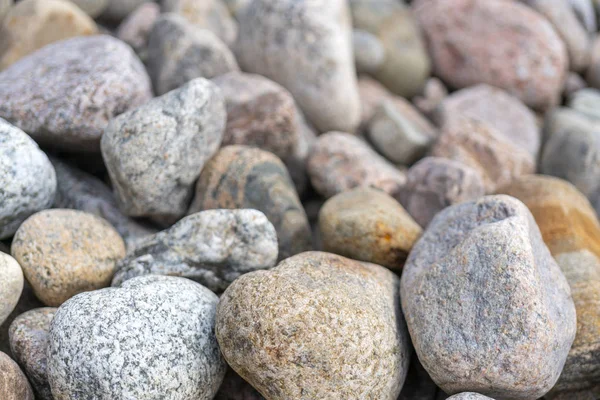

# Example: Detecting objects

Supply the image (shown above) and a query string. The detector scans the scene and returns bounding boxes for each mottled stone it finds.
[101,78,225,225]
[147,13,239,96]
[101,0,151,21]
[353,29,385,74]
[414,0,568,110]
[400,157,485,228]
[307,131,407,199]
[9,308,56,400]
[401,195,576,399]
[0,351,34,400]
[447,394,494,400]
[0,253,22,326]
[215,369,265,400]
[116,2,160,56]
[235,0,360,133]
[413,77,448,120]
[0,35,152,152]
[0,119,56,239]
[217,251,411,399]
[189,145,311,260]
[11,209,126,306]
[398,355,438,400]
[568,88,600,120]
[319,188,422,271]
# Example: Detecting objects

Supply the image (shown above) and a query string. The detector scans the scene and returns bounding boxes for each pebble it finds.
[0,351,34,400]
[0,35,152,152]
[47,275,227,399]
[235,0,360,133]
[11,209,126,306]
[307,131,407,199]
[447,394,494,400]
[216,251,411,399]
[414,0,568,110]
[0,119,56,239]
[353,29,385,74]
[101,0,151,21]
[399,157,486,228]
[9,308,56,400]
[413,77,448,120]
[188,145,311,260]
[0,253,23,326]
[564,73,588,98]
[101,78,225,225]
[67,0,108,17]
[568,88,600,120]
[215,369,265,400]
[401,195,576,399]
[568,0,596,32]
[147,13,239,96]
[116,2,160,57]
[319,187,422,271]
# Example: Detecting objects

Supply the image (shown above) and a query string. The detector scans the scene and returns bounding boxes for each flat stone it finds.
[0,35,152,152]
[101,78,225,225]
[447,394,494,400]
[215,368,265,400]
[101,0,152,21]
[353,29,385,74]
[0,351,34,400]
[11,209,126,306]
[216,251,411,399]
[401,195,576,399]
[116,2,160,56]
[189,145,311,260]
[0,253,22,326]
[47,275,226,399]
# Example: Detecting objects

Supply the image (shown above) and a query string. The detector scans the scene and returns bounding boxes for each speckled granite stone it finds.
[216,251,411,399]
[0,351,34,400]
[0,253,23,326]
[447,394,494,400]
[48,275,226,400]
[401,195,576,399]
[102,78,225,226]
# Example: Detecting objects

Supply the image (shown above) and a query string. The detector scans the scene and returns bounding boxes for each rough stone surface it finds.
[68,0,109,17]
[0,253,23,326]
[147,13,239,96]
[101,78,225,225]
[319,187,422,271]
[447,394,494,400]
[216,251,411,400]
[413,77,448,120]
[414,0,568,110]
[0,119,56,239]
[48,275,226,399]
[116,2,160,56]
[401,195,577,399]
[0,351,34,400]
[189,145,311,260]
[235,0,360,133]
[400,157,486,228]
[215,369,265,400]
[0,35,152,152]
[9,307,56,400]
[101,0,151,21]
[11,209,126,307]
[353,29,385,74]
[307,131,407,199]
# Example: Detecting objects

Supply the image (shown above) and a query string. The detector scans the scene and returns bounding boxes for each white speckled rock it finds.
[101,78,225,226]
[447,394,495,400]
[235,0,360,133]
[48,275,227,400]
[0,253,23,326]
[0,119,56,239]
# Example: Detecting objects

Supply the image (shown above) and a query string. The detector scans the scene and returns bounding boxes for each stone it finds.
[401,195,577,399]
[101,78,225,225]
[11,209,126,306]
[414,0,568,110]
[101,0,151,21]
[568,88,600,120]
[47,275,227,399]
[399,157,486,228]
[319,187,422,271]
[188,145,311,260]
[0,35,152,152]
[0,119,56,239]
[68,0,108,17]
[413,77,448,120]
[222,0,249,18]
[0,351,34,400]
[307,131,407,199]
[212,72,299,161]
[235,0,360,133]
[9,308,56,400]
[0,0,11,21]
[285,107,317,196]
[116,2,160,56]
[398,355,439,400]
[216,251,411,399]
[0,0,97,70]
[447,394,494,400]
[564,73,588,98]
[569,0,597,32]
[430,117,535,193]
[586,35,600,89]
[353,29,385,75]
[147,13,239,96]
[215,369,265,400]
[0,253,22,326]
[50,157,157,250]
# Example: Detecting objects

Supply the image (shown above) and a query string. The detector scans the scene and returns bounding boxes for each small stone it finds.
[67,0,109,17]
[9,308,56,400]
[0,253,23,326]
[116,2,160,56]
[401,195,576,399]
[319,187,422,271]
[147,13,239,96]
[235,0,360,133]
[413,77,448,120]
[188,145,311,260]
[307,131,407,199]
[564,73,588,98]
[11,209,126,306]
[101,78,225,225]
[0,35,152,152]
[215,369,265,400]
[569,0,597,32]
[47,275,227,399]
[399,157,486,228]
[216,251,411,399]
[414,0,567,110]
[101,0,151,21]
[568,88,600,120]
[0,119,56,239]
[447,394,494,400]
[353,29,385,74]
[0,351,34,400]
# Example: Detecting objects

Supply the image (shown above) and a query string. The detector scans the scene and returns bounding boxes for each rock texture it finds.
[216,251,411,400]
[47,275,226,400]
[447,394,494,400]
[0,351,34,400]
[401,195,577,399]
[102,78,225,225]
[0,253,23,326]
[116,2,160,56]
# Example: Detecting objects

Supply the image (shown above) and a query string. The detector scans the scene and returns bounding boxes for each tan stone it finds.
[0,253,23,326]
[0,351,34,400]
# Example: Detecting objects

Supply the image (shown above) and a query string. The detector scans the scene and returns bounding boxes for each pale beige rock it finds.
[0,253,23,326]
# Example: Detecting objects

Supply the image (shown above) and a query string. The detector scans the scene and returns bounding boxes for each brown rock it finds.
[0,351,34,400]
